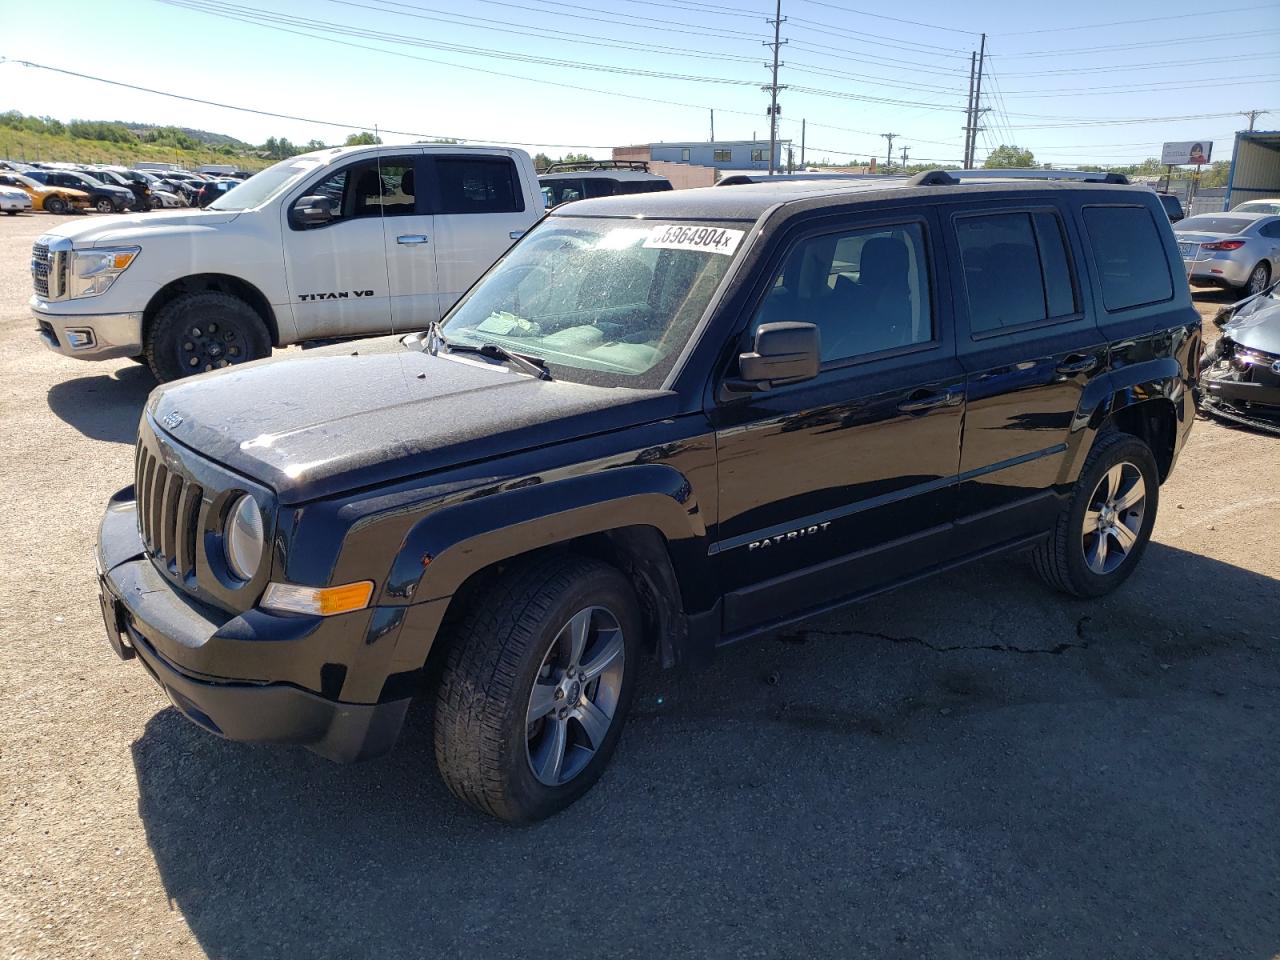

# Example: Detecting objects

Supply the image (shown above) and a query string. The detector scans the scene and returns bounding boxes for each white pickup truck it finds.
[30,144,544,380]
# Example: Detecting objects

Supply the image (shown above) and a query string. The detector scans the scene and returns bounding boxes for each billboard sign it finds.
[1161,141,1212,165]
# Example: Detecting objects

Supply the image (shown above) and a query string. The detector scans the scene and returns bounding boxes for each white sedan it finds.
[0,185,33,215]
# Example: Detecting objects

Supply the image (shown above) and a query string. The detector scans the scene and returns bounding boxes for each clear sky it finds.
[1,0,1277,167]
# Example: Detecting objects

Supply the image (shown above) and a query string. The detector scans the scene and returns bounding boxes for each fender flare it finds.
[381,463,708,606]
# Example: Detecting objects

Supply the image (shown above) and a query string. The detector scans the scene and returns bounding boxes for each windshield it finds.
[209,156,322,211]
[442,217,747,388]
[1177,216,1253,235]
[1235,201,1280,215]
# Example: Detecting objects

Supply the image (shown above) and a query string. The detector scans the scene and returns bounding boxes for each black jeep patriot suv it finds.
[96,171,1200,821]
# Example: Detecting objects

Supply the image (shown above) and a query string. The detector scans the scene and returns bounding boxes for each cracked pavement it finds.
[1,213,1278,960]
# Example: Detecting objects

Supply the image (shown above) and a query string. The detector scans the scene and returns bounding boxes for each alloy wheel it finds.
[1081,462,1146,575]
[526,606,626,787]
[1248,264,1269,296]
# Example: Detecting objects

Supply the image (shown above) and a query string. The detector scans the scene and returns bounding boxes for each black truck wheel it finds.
[145,291,271,382]
[434,555,640,822]
[44,196,69,215]
[1032,431,1159,598]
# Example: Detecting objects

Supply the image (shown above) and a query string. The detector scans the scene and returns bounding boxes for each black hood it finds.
[147,337,677,504]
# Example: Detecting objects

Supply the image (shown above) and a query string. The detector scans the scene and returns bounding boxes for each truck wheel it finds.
[44,196,68,215]
[434,555,641,822]
[145,291,271,381]
[95,198,115,214]
[1032,432,1159,598]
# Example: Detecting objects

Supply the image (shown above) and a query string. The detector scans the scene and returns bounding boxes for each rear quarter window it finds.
[1081,205,1173,311]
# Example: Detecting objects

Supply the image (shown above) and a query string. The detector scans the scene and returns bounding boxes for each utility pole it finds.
[971,32,987,167]
[900,145,910,169]
[763,0,786,175]
[881,132,898,172]
[801,118,806,168]
[710,109,715,142]
[963,51,976,167]
[1240,109,1269,132]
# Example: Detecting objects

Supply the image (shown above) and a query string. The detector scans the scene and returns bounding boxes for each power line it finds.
[994,28,1280,58]
[791,0,979,36]
[996,3,1280,35]
[787,17,972,58]
[998,50,1280,76]
[0,58,616,148]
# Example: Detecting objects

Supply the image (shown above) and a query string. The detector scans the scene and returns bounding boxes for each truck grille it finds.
[135,443,204,580]
[31,241,50,297]
[31,240,67,299]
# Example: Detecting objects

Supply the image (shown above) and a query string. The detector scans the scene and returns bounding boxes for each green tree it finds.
[306,139,327,151]
[532,152,552,173]
[983,144,1036,168]
[344,132,382,146]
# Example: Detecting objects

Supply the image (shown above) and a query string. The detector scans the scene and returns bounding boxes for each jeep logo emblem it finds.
[162,412,184,430]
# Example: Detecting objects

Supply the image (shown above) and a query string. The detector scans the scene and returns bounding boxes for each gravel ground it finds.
[1,210,1277,960]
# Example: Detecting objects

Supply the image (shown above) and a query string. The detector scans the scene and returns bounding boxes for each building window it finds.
[680,148,690,162]
[751,149,765,162]
[713,149,732,162]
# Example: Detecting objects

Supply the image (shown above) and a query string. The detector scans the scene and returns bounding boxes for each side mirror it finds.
[728,321,821,392]
[292,194,334,226]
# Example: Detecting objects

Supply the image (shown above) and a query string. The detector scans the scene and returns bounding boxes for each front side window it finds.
[956,211,1078,335]
[442,218,745,387]
[751,149,765,162]
[435,157,522,214]
[301,158,417,222]
[542,180,583,206]
[751,221,934,362]
[1082,205,1173,311]
[713,149,732,163]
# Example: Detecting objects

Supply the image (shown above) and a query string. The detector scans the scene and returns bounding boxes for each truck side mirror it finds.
[292,195,334,227]
[727,321,821,393]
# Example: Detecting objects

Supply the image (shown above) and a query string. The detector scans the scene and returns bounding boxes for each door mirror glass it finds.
[292,194,334,226]
[736,321,820,387]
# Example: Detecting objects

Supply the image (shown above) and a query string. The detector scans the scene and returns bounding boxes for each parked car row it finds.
[0,159,252,213]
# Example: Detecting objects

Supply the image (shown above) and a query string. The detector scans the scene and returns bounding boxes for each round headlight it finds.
[224,494,264,582]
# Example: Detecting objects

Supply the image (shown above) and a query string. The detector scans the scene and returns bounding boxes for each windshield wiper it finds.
[425,320,551,380]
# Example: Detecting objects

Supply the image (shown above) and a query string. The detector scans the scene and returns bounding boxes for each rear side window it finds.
[1082,205,1173,311]
[435,157,523,214]
[955,210,1077,335]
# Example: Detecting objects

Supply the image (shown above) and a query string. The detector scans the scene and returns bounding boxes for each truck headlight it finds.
[224,494,264,582]
[68,246,139,299]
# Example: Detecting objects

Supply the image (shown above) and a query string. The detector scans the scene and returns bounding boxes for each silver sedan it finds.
[1175,212,1280,296]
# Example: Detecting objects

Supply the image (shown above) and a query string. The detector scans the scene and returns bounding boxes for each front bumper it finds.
[96,488,415,762]
[1,199,31,212]
[32,299,143,360]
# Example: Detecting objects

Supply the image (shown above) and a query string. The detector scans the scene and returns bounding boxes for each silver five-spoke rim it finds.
[526,606,625,787]
[1082,461,1146,575]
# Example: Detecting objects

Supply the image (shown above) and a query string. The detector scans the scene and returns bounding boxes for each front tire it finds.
[1033,432,1159,598]
[94,198,114,214]
[434,555,640,822]
[144,291,271,381]
[44,196,69,215]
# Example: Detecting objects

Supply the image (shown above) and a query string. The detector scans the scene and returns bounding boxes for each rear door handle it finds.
[1056,354,1098,375]
[397,234,429,245]
[897,388,958,414]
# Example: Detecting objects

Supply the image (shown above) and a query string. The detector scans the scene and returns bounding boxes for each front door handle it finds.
[1056,354,1099,376]
[397,234,429,245]
[897,388,958,414]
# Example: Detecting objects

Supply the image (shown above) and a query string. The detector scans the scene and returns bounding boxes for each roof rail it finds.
[544,159,650,173]
[716,172,888,186]
[909,168,1130,186]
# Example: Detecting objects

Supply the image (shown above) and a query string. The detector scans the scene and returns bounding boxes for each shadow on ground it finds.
[46,364,154,443]
[132,544,1279,960]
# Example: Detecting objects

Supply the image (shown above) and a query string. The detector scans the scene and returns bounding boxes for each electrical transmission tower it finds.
[1240,109,1270,132]
[763,0,787,175]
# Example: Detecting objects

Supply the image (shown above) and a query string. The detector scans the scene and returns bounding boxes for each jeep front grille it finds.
[135,444,204,580]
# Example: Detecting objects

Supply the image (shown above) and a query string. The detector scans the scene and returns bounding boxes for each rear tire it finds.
[1245,261,1270,297]
[44,196,69,215]
[434,554,640,822]
[1033,432,1159,599]
[144,291,271,382]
